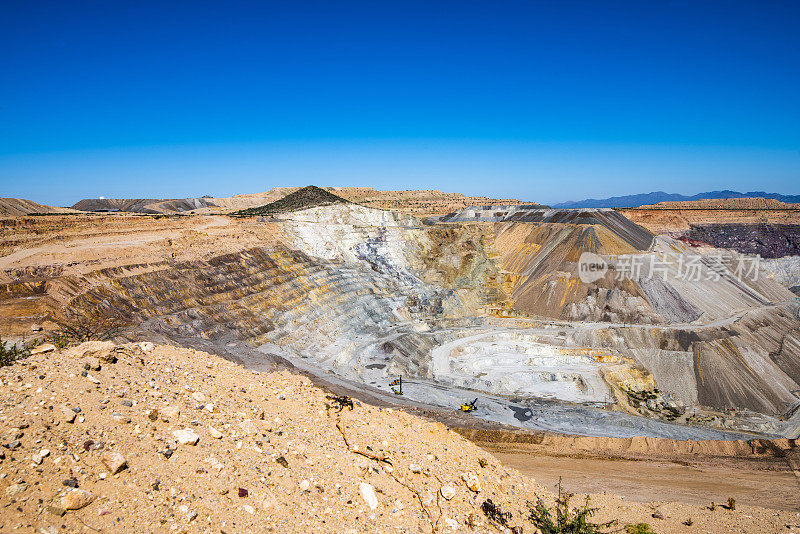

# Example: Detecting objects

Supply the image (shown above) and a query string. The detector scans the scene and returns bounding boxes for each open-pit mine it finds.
[3,187,800,530]
[3,188,800,443]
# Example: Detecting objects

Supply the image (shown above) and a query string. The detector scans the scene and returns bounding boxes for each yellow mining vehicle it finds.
[390,376,403,395]
[460,398,478,412]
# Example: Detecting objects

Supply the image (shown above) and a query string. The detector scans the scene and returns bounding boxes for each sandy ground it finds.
[1,342,799,533]
[493,451,800,512]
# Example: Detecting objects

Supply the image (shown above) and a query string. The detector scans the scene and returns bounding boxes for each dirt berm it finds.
[455,428,797,460]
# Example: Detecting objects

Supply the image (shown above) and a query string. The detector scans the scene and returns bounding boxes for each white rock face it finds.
[358,482,378,510]
[277,204,422,268]
[430,330,614,404]
[761,256,800,288]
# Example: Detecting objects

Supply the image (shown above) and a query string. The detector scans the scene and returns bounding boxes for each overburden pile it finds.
[232,185,350,217]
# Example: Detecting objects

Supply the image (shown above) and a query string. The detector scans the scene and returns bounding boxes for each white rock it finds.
[139,342,155,352]
[440,484,456,500]
[461,472,481,493]
[409,463,422,473]
[299,480,310,491]
[242,504,255,515]
[359,482,378,510]
[161,405,181,421]
[208,425,223,439]
[191,391,207,403]
[39,449,51,458]
[31,343,56,355]
[173,429,200,445]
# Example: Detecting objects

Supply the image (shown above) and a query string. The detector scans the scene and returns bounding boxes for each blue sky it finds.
[1,1,798,206]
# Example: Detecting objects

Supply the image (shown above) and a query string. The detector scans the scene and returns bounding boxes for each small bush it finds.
[626,523,657,534]
[527,479,617,534]
[45,331,72,350]
[481,499,522,534]
[53,311,126,344]
[0,335,31,367]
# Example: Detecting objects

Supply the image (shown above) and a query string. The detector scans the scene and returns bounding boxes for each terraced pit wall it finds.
[2,206,800,435]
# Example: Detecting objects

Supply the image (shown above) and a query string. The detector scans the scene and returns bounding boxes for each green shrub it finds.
[527,479,617,534]
[0,335,31,367]
[626,523,657,534]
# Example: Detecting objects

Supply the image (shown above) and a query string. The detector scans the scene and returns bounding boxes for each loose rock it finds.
[440,484,456,500]
[60,406,76,423]
[359,482,378,510]
[61,489,96,510]
[161,405,180,421]
[173,429,200,445]
[31,343,56,355]
[461,472,481,493]
[102,451,127,474]
[5,482,28,496]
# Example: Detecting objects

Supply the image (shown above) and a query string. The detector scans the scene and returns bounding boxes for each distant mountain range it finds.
[553,190,800,209]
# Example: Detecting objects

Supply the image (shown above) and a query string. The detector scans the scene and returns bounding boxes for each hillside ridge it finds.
[556,190,800,208]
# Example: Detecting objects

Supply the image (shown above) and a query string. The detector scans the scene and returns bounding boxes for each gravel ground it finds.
[1,342,798,533]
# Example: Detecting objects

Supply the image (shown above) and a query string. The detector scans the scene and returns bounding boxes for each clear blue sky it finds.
[1,1,798,206]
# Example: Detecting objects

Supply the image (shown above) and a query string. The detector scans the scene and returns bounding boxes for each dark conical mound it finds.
[232,186,350,216]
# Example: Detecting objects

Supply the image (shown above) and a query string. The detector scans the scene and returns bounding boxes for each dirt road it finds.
[493,450,800,511]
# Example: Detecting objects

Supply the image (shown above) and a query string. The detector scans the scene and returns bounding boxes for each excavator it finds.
[459,398,478,412]
[389,376,403,395]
